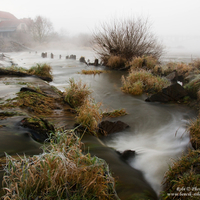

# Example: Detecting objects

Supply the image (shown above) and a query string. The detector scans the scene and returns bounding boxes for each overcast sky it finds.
[1,0,200,36]
[2,0,200,55]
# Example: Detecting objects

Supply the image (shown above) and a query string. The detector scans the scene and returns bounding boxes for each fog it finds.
[1,0,200,57]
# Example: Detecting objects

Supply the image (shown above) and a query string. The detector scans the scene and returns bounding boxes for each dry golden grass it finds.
[80,69,106,75]
[188,117,200,150]
[76,100,102,134]
[28,63,53,80]
[102,108,128,118]
[2,130,118,200]
[107,56,126,69]
[129,56,158,71]
[162,150,200,200]
[64,78,92,108]
[121,69,170,95]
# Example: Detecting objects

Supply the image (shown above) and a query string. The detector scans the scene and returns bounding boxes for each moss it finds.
[0,111,24,120]
[0,91,57,116]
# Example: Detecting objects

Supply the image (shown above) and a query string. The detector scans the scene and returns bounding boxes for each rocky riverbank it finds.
[0,61,158,199]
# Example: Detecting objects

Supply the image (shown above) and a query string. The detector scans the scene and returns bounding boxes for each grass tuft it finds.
[107,56,126,69]
[161,150,200,200]
[2,130,118,199]
[28,63,53,80]
[188,117,200,149]
[80,69,106,75]
[102,109,128,118]
[76,100,102,134]
[64,78,92,108]
[121,69,170,95]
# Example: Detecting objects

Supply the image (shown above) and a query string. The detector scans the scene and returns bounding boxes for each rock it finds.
[117,150,136,162]
[70,55,76,60]
[98,120,130,136]
[79,56,87,64]
[146,83,187,103]
[20,116,55,143]
[94,59,99,66]
[166,70,178,83]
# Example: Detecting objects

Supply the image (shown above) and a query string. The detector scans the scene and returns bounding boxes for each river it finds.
[0,49,198,196]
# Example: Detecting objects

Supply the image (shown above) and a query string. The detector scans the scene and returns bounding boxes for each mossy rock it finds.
[20,116,55,142]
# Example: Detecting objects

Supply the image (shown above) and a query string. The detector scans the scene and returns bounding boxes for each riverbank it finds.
[0,51,199,199]
[0,54,158,199]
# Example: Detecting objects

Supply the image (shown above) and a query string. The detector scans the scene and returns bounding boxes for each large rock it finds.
[146,83,187,103]
[98,120,129,136]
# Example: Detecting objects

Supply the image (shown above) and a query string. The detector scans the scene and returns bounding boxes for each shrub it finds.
[76,100,102,134]
[162,150,200,200]
[28,63,53,80]
[107,55,126,69]
[2,130,117,199]
[64,78,92,108]
[121,70,170,95]
[92,17,164,62]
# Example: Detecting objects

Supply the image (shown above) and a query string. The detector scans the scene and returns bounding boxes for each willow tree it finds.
[92,17,164,64]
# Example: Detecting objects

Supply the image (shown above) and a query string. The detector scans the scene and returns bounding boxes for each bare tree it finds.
[92,17,164,63]
[29,16,54,43]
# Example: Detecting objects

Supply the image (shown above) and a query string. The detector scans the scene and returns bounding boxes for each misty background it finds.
[1,0,200,59]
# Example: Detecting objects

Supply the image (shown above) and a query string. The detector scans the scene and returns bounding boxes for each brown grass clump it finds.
[76,100,102,134]
[163,62,196,77]
[2,130,118,199]
[28,63,53,80]
[130,56,158,71]
[80,69,106,75]
[64,78,92,108]
[161,150,200,200]
[121,69,170,95]
[188,117,200,150]
[102,108,128,118]
[107,56,126,69]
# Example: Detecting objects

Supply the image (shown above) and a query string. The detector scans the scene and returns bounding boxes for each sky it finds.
[1,0,200,54]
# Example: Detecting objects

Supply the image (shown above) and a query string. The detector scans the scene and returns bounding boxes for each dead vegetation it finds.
[2,130,118,199]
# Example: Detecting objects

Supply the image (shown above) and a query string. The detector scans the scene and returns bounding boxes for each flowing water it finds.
[0,50,198,195]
